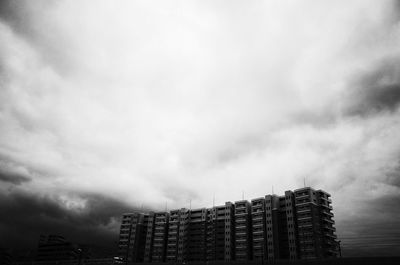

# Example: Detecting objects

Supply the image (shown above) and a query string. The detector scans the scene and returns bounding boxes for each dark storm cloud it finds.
[344,58,400,117]
[338,193,400,257]
[0,0,40,39]
[0,158,32,185]
[0,0,20,23]
[0,169,31,185]
[0,190,137,249]
[0,172,30,185]
[386,161,400,187]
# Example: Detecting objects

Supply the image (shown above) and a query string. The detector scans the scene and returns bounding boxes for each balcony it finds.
[321,210,334,217]
[295,194,310,199]
[323,225,336,231]
[299,239,314,244]
[296,201,313,207]
[322,217,334,224]
[298,216,312,221]
[298,223,312,228]
[252,216,263,221]
[324,232,337,239]
[235,204,247,209]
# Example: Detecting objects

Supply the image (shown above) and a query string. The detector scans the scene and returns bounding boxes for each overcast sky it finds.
[1,0,400,257]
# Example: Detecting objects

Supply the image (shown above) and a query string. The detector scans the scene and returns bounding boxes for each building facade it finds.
[118,213,149,263]
[118,187,338,263]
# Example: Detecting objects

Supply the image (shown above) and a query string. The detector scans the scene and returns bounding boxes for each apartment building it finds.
[177,209,190,263]
[118,213,148,263]
[36,235,80,261]
[187,208,207,262]
[151,212,169,262]
[234,200,252,261]
[118,187,338,263]
[294,187,337,259]
[265,195,280,260]
[205,202,235,262]
[143,213,154,263]
[250,198,266,261]
[165,209,180,262]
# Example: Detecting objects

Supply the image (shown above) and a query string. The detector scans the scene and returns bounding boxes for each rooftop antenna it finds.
[304,177,306,188]
[242,190,244,200]
[165,201,168,212]
[189,199,192,210]
[272,185,274,195]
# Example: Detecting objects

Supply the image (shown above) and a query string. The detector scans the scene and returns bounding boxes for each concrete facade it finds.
[118,187,338,263]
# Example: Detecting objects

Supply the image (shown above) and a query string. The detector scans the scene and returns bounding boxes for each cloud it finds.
[338,193,400,257]
[343,57,400,116]
[0,0,400,256]
[0,160,31,185]
[0,189,135,249]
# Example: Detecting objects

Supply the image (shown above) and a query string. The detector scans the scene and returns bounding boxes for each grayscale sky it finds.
[1,0,400,256]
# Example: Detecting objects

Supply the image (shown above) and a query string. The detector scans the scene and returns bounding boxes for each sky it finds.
[0,0,400,257]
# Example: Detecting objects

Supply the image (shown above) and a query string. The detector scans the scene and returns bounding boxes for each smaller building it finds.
[36,235,80,261]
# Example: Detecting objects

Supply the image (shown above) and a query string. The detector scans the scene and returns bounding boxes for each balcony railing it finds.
[321,210,334,217]
[295,194,310,199]
[323,225,336,231]
[321,204,333,210]
[322,217,334,224]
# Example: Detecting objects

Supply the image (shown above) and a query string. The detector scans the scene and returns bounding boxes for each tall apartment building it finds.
[177,209,190,263]
[118,187,338,263]
[165,209,181,262]
[205,202,235,262]
[294,187,337,259]
[143,213,155,263]
[250,198,266,261]
[150,212,169,262]
[187,208,207,262]
[118,213,149,263]
[265,195,280,260]
[234,200,252,261]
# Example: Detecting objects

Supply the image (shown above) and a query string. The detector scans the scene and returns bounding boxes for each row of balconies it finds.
[297,207,311,213]
[321,210,334,217]
[295,193,310,199]
[319,197,332,203]
[322,217,334,224]
[321,204,333,210]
